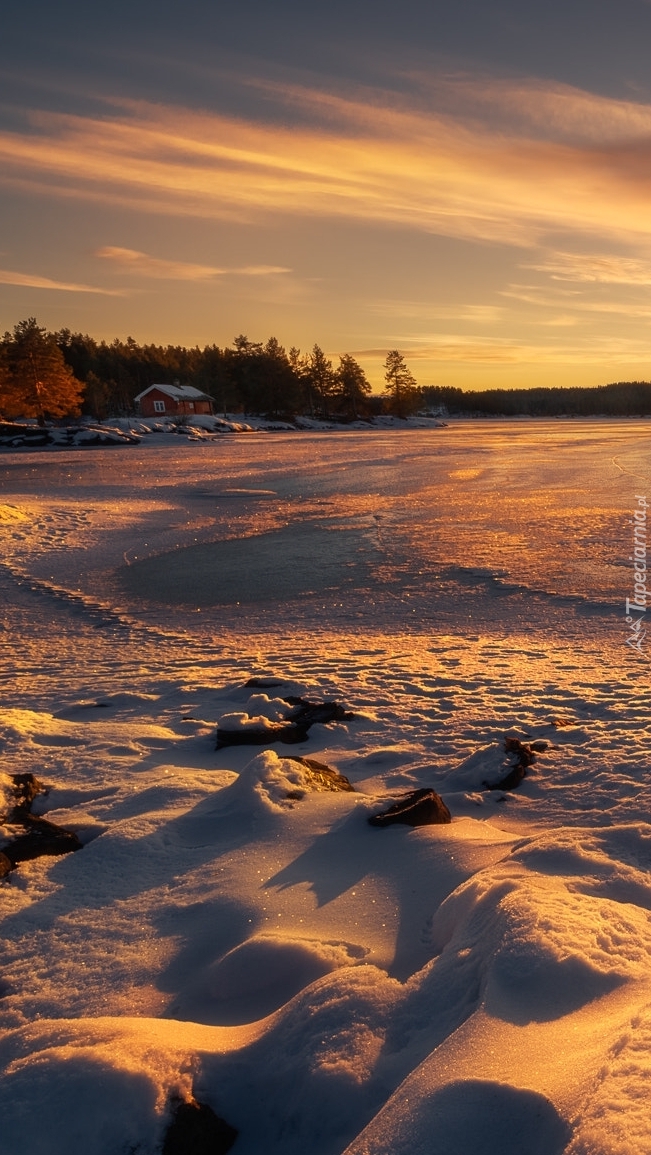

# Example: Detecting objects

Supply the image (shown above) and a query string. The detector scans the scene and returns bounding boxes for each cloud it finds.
[523,251,651,284]
[409,73,651,144]
[95,246,290,279]
[351,333,651,365]
[534,315,580,328]
[368,301,503,322]
[0,268,121,294]
[502,283,651,317]
[2,77,651,252]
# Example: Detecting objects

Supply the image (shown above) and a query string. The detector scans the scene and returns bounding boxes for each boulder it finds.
[368,788,451,827]
[285,756,355,793]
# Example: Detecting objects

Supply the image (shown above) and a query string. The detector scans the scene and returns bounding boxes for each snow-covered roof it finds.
[134,384,212,402]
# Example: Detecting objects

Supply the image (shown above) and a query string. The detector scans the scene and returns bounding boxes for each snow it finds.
[0,420,650,1154]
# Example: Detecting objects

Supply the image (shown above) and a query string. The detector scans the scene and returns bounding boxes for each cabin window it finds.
[188,402,195,409]
[153,400,165,413]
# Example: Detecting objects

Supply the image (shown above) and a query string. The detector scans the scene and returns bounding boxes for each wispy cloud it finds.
[409,74,651,144]
[502,283,651,317]
[0,268,121,294]
[368,300,503,322]
[523,251,651,284]
[95,246,290,279]
[2,78,651,250]
[352,334,651,365]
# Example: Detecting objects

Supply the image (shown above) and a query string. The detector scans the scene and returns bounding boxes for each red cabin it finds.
[134,384,215,418]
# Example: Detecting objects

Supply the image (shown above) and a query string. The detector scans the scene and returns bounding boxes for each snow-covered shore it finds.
[0,412,449,450]
[1,422,650,1154]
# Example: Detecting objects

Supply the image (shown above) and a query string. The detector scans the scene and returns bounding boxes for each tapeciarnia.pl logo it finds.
[625,494,648,653]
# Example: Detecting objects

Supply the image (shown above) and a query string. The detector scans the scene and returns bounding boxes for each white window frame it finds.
[153,399,166,413]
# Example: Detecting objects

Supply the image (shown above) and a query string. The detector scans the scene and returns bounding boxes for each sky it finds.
[3,0,651,390]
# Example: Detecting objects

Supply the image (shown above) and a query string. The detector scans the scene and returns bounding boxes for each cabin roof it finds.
[134,384,212,403]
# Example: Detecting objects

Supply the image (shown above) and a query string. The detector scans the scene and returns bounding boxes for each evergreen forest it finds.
[1,318,651,423]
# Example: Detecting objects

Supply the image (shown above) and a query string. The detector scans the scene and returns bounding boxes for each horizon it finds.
[3,1,651,391]
[6,317,651,402]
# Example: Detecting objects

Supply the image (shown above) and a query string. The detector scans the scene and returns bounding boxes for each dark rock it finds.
[486,763,526,791]
[286,756,355,792]
[485,736,538,791]
[245,677,285,688]
[12,773,47,815]
[0,422,139,449]
[216,694,355,748]
[282,696,356,726]
[368,788,451,827]
[504,737,536,766]
[216,722,308,748]
[0,423,49,447]
[162,1098,237,1155]
[0,774,81,872]
[3,817,82,866]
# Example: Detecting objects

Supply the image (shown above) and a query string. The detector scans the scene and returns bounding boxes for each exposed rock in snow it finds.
[368,787,451,827]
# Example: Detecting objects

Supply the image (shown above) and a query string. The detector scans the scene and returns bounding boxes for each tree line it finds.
[0,319,421,424]
[422,382,651,417]
[2,317,651,424]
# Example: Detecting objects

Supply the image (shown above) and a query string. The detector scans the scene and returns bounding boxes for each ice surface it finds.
[1,422,650,1154]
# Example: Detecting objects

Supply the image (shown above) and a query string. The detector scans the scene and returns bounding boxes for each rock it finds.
[0,774,82,871]
[3,817,82,866]
[216,695,355,748]
[504,736,536,765]
[485,736,538,791]
[12,772,47,815]
[216,721,309,748]
[486,763,526,791]
[0,422,140,449]
[283,696,356,726]
[0,423,49,447]
[162,1098,237,1155]
[368,788,451,827]
[285,756,355,792]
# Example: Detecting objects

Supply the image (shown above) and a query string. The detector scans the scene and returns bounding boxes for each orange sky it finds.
[3,2,651,390]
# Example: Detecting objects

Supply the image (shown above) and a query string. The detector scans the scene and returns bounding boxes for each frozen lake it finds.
[1,420,648,663]
[1,421,651,1155]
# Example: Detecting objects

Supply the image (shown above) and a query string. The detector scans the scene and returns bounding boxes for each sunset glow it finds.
[5,6,651,1151]
[3,4,651,388]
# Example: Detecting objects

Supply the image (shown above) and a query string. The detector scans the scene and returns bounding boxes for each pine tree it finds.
[1,318,85,423]
[306,344,336,419]
[383,350,420,418]
[336,354,371,418]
